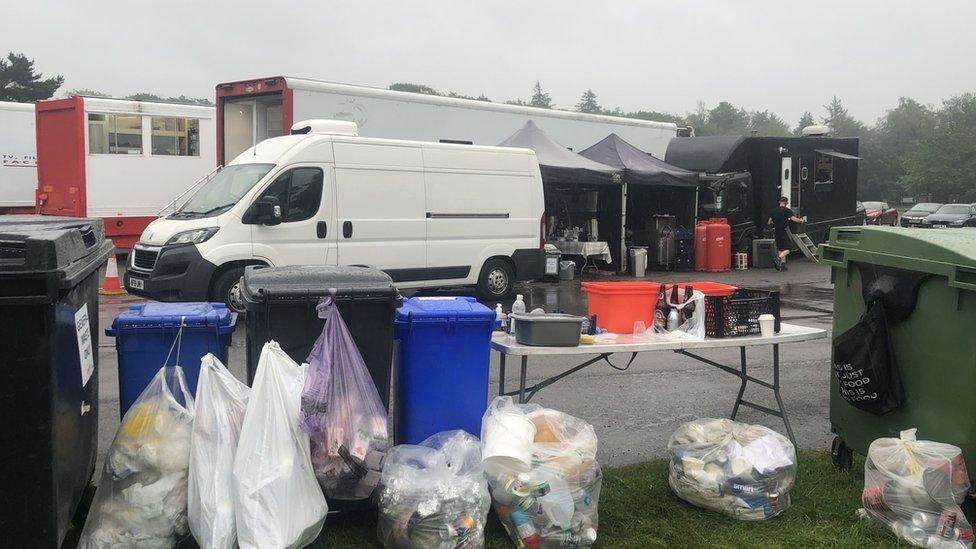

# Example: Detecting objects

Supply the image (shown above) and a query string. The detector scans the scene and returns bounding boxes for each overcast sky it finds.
[5,0,975,125]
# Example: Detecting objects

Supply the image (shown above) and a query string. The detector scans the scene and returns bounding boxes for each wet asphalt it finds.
[96,259,836,472]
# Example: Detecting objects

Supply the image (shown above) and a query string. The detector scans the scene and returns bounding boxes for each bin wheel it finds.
[212,267,246,314]
[831,436,853,470]
[476,258,514,300]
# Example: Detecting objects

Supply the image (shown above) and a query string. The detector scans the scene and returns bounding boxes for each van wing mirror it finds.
[244,196,282,226]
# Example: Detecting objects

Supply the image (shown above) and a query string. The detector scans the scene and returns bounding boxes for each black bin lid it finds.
[0,216,114,284]
[241,265,399,305]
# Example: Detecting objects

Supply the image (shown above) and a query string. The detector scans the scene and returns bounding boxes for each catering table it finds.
[491,323,827,445]
[549,240,612,263]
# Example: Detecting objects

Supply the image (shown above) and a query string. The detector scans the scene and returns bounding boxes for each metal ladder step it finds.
[789,230,820,262]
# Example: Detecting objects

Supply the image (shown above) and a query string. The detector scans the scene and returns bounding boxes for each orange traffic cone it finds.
[100,255,127,296]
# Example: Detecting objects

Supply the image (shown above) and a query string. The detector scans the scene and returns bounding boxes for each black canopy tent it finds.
[580,134,700,248]
[499,121,627,270]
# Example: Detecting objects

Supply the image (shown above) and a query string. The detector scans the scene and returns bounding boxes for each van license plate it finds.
[129,278,144,290]
[934,224,947,229]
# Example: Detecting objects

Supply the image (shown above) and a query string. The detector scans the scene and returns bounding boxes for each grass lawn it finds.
[314,449,909,548]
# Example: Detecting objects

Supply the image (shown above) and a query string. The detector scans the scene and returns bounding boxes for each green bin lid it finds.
[822,226,976,291]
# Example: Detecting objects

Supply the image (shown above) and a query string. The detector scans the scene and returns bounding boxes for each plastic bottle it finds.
[509,509,539,549]
[540,528,597,548]
[495,303,507,332]
[509,294,526,337]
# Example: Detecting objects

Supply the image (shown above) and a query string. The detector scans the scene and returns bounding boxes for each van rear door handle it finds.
[343,221,353,238]
[316,221,327,239]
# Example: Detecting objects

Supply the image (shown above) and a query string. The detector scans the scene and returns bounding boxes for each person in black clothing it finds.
[767,196,805,271]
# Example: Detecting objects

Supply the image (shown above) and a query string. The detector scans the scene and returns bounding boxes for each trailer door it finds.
[222,94,284,163]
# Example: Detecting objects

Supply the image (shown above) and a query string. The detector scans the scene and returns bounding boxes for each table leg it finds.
[771,344,797,446]
[518,356,528,404]
[499,353,506,396]
[731,346,748,419]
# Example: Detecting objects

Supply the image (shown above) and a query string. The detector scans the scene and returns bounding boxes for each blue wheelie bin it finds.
[107,302,236,415]
[395,297,497,444]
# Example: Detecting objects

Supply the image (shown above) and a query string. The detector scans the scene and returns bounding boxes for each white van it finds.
[125,120,545,311]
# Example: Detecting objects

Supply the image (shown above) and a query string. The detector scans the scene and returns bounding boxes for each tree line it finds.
[2,51,973,203]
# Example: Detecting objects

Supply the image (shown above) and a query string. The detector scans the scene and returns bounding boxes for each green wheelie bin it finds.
[821,226,976,477]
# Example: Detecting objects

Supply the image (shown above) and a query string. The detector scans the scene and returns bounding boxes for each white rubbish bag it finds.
[233,341,328,549]
[668,418,796,520]
[860,429,973,548]
[79,365,195,548]
[188,353,250,549]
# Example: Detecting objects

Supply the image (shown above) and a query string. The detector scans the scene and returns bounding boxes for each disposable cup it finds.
[482,411,537,476]
[758,314,776,337]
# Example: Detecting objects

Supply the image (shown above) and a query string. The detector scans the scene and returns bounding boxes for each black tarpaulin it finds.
[579,133,699,188]
[664,135,749,173]
[498,120,621,186]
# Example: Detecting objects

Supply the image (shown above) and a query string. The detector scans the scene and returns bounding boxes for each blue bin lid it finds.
[106,302,237,335]
[395,296,496,324]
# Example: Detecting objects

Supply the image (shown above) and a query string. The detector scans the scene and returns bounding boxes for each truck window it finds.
[815,153,833,191]
[259,168,323,222]
[151,117,200,156]
[88,113,143,154]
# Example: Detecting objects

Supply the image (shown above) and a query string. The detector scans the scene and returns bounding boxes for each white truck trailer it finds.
[35,96,216,248]
[215,76,677,166]
[0,101,39,211]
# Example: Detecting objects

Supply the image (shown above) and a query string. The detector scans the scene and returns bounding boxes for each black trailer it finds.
[665,135,862,251]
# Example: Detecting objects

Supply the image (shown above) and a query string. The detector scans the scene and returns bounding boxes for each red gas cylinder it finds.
[705,218,731,272]
[694,221,709,271]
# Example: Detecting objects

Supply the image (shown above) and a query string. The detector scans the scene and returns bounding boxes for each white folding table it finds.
[491,323,827,445]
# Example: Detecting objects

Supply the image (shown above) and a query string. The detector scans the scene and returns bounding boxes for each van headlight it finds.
[165,227,219,246]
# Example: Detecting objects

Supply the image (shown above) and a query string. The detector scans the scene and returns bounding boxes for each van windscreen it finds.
[172,163,274,218]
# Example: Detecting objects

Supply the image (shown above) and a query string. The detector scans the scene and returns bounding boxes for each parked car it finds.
[124,119,546,311]
[900,202,943,227]
[862,201,899,226]
[921,203,976,228]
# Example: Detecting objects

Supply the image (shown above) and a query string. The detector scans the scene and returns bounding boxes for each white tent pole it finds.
[621,180,628,274]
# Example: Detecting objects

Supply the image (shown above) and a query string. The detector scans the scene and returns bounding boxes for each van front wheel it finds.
[476,258,514,300]
[212,267,247,314]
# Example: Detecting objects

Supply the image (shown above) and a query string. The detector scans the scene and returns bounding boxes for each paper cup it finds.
[482,411,536,476]
[758,314,776,337]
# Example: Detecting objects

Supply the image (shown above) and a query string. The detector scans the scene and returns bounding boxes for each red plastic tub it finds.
[581,282,659,333]
[664,281,737,298]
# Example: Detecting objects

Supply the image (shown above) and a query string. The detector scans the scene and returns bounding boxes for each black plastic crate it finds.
[675,228,695,272]
[705,289,781,338]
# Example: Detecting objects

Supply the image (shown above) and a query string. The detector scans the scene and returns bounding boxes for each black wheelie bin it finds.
[0,216,114,547]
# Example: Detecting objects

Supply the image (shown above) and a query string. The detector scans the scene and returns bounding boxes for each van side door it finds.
[332,142,427,279]
[248,164,337,266]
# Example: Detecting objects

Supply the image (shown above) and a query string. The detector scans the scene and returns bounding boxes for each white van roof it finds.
[229,131,539,171]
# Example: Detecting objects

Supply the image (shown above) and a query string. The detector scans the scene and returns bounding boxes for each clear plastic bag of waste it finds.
[234,341,327,549]
[301,297,390,500]
[860,428,973,548]
[481,396,602,548]
[79,365,195,548]
[377,430,490,549]
[667,418,796,520]
[188,353,250,549]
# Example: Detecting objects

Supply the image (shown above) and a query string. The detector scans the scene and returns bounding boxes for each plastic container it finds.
[106,302,236,416]
[759,314,776,337]
[395,297,498,444]
[544,246,561,279]
[822,226,976,480]
[675,227,695,272]
[240,265,400,406]
[695,221,709,271]
[705,218,732,272]
[581,281,659,333]
[0,215,114,547]
[705,289,781,338]
[510,313,584,346]
[665,281,737,298]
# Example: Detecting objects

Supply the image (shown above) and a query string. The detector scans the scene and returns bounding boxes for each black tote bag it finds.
[832,299,904,415]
